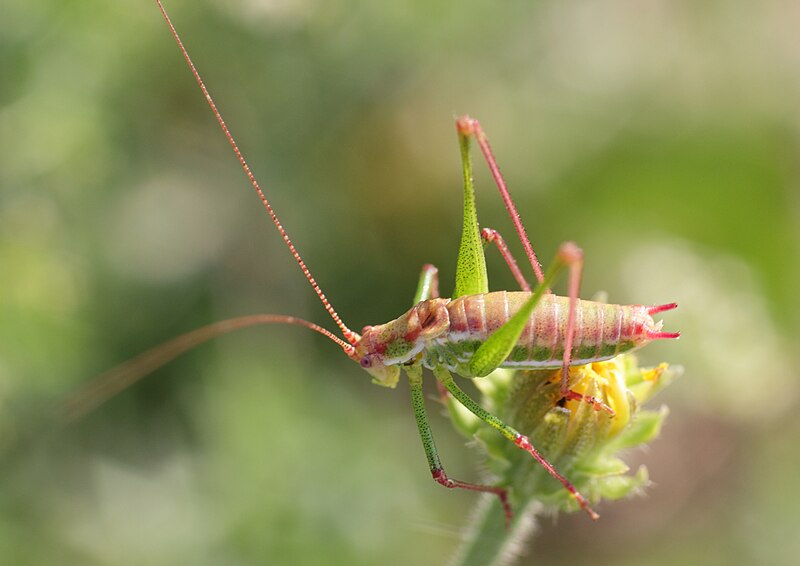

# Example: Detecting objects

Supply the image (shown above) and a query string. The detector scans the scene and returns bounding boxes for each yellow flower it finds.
[445,353,679,514]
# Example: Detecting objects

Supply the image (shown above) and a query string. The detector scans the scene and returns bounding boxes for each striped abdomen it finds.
[438,291,656,372]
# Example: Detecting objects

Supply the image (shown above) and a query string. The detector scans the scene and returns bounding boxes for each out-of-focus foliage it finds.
[1,0,799,564]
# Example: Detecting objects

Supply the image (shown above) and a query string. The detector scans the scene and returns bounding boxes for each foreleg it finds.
[406,364,512,524]
[412,263,440,303]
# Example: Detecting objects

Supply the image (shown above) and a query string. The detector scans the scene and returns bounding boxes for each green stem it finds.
[452,497,541,566]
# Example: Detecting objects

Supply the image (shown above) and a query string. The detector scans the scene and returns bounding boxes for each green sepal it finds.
[530,408,571,464]
[445,395,482,438]
[609,406,669,452]
[593,465,649,500]
[474,426,514,467]
[627,364,681,405]
[575,455,630,477]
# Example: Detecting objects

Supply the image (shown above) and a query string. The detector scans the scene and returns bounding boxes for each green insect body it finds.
[64,0,680,525]
[355,292,670,389]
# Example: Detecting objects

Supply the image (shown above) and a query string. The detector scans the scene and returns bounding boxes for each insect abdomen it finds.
[442,291,652,369]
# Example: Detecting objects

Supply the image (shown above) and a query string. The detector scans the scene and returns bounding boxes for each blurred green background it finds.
[2,0,799,564]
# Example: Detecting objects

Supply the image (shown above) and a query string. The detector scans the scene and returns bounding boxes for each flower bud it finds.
[445,354,679,514]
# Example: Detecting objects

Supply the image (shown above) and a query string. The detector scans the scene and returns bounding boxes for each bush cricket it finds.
[59,0,680,524]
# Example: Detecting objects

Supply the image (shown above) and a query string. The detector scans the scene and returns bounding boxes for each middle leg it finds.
[433,365,598,520]
[481,227,531,292]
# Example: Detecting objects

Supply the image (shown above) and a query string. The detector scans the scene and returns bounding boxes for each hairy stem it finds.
[452,496,540,566]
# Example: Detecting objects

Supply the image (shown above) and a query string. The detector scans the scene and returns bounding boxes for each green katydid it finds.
[59,0,680,523]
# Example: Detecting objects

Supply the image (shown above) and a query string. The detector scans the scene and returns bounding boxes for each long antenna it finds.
[57,314,356,423]
[155,0,358,344]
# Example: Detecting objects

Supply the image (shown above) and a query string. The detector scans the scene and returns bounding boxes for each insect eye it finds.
[360,356,373,368]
